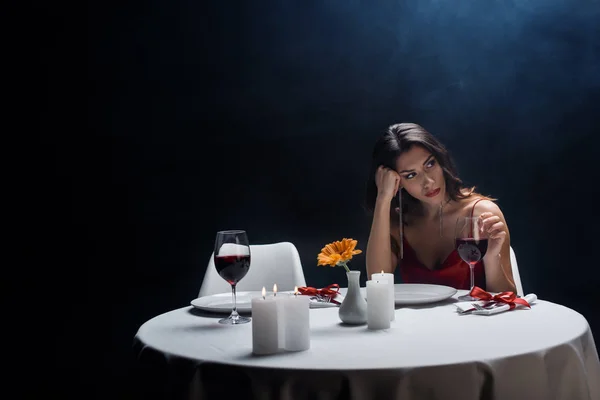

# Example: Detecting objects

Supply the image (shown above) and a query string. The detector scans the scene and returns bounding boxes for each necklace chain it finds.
[439,203,443,237]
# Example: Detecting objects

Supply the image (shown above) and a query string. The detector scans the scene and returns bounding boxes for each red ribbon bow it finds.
[297,284,341,304]
[469,286,531,310]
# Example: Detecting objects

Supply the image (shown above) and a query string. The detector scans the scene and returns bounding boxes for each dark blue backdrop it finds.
[35,0,600,397]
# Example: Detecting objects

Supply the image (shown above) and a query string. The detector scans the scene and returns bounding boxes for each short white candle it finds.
[251,287,281,355]
[367,279,391,330]
[282,286,310,352]
[371,271,395,321]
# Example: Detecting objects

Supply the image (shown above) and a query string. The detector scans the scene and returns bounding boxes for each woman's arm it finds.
[366,198,398,279]
[475,200,517,293]
[366,166,401,279]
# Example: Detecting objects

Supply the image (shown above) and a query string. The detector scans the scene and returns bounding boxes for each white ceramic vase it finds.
[338,270,367,325]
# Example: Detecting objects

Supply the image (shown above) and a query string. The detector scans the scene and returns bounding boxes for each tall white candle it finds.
[371,271,395,321]
[273,283,286,350]
[282,286,310,352]
[251,287,280,355]
[367,279,391,330]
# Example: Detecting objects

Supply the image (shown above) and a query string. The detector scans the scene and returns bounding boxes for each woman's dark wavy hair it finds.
[364,123,476,224]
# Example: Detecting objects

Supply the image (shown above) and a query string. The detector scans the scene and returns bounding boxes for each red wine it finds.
[455,238,488,264]
[214,254,250,285]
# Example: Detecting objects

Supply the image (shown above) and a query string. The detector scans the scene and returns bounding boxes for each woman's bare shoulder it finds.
[468,196,505,218]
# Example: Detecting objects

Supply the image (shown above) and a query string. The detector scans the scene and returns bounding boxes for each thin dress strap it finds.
[470,198,485,236]
[470,198,485,218]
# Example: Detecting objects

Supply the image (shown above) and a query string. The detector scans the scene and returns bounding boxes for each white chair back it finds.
[198,241,307,297]
[509,246,524,296]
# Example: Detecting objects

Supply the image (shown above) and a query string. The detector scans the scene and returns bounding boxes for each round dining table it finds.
[133,289,600,400]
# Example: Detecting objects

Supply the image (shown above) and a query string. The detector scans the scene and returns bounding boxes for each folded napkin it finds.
[455,288,537,315]
[456,293,537,314]
[298,284,344,307]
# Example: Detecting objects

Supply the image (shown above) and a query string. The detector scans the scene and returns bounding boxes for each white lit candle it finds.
[367,279,391,330]
[272,283,286,350]
[371,270,395,321]
[282,286,310,352]
[251,286,280,355]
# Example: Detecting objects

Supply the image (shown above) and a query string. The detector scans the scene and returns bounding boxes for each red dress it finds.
[397,199,487,290]
[399,238,486,290]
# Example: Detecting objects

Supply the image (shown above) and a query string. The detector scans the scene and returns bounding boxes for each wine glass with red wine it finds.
[213,230,251,324]
[455,216,488,301]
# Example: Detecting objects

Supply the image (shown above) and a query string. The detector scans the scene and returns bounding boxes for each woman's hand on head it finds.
[375,165,401,201]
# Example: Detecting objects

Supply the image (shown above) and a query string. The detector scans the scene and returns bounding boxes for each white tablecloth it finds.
[134,290,600,400]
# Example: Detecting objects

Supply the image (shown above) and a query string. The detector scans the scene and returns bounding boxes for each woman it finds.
[365,122,516,293]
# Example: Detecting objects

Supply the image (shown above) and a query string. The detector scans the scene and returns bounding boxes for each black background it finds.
[30,0,600,398]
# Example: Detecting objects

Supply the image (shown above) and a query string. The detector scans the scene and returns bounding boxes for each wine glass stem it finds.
[469,264,475,290]
[230,284,239,318]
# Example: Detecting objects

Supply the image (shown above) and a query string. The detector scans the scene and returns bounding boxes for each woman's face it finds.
[395,145,446,204]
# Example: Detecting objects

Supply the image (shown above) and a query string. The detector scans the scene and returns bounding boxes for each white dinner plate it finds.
[394,283,457,305]
[191,291,298,313]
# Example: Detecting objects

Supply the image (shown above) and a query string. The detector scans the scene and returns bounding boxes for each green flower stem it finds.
[338,261,350,273]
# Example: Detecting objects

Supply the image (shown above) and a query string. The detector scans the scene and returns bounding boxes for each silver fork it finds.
[310,294,331,303]
[472,302,501,311]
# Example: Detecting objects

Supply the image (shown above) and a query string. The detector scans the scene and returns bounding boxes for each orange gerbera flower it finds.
[317,238,362,272]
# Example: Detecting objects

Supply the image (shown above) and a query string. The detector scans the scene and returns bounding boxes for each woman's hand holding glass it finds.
[479,212,506,259]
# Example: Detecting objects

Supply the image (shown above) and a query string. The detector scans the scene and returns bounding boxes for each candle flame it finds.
[273,283,278,296]
[294,286,298,296]
[381,270,384,274]
[262,286,266,299]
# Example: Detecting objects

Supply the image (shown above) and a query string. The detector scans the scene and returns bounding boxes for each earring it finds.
[439,202,443,238]
[398,190,403,259]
